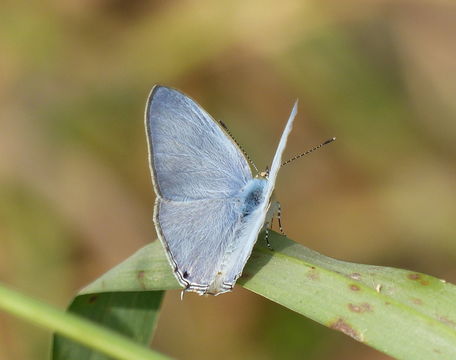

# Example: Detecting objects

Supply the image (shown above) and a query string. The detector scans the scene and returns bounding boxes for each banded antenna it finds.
[218,120,259,173]
[282,137,336,167]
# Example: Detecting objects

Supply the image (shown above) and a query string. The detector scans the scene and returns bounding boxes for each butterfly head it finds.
[256,166,270,179]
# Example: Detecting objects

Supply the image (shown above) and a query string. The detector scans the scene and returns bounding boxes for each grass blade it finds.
[52,291,164,360]
[0,283,168,360]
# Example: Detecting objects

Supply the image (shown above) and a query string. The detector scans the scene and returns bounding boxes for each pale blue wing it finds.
[220,179,270,288]
[146,86,252,201]
[155,197,244,294]
[223,102,298,285]
[265,101,297,200]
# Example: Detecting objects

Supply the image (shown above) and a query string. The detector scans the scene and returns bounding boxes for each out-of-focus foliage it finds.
[0,1,455,359]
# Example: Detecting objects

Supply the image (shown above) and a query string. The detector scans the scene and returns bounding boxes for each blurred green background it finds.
[1,0,455,359]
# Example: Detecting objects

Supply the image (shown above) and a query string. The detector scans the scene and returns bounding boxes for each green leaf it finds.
[80,240,178,294]
[80,233,456,360]
[52,291,164,360]
[0,283,168,360]
[51,242,169,360]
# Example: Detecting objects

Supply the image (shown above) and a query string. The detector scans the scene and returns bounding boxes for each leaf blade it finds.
[0,283,167,360]
[52,291,164,360]
[80,233,456,360]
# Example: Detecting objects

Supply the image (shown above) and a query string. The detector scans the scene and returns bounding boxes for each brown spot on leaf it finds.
[348,303,373,313]
[408,273,431,286]
[329,318,362,341]
[88,295,98,304]
[408,273,421,280]
[438,316,456,328]
[350,284,360,291]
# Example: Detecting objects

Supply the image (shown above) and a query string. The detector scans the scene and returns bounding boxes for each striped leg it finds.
[264,224,273,250]
[276,202,286,236]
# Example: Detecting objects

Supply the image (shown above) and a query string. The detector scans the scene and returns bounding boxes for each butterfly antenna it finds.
[282,137,336,167]
[219,120,259,172]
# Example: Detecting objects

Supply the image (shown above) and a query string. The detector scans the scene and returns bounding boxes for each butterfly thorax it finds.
[238,178,268,218]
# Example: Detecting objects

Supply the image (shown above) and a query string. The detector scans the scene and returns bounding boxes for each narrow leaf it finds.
[0,283,167,360]
[52,291,164,360]
[80,233,456,360]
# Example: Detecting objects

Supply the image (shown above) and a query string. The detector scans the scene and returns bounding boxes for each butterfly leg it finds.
[263,201,281,250]
[276,202,286,236]
[264,226,273,250]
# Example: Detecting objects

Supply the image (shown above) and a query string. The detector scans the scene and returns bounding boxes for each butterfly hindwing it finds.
[156,198,243,294]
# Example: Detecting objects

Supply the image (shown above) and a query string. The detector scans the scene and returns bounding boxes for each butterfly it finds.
[145,85,296,295]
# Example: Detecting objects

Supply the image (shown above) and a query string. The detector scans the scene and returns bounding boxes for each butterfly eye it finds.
[183,271,189,279]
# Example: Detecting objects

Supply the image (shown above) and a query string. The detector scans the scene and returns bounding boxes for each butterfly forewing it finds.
[146,86,252,201]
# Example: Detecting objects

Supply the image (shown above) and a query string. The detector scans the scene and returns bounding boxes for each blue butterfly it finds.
[146,86,296,295]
